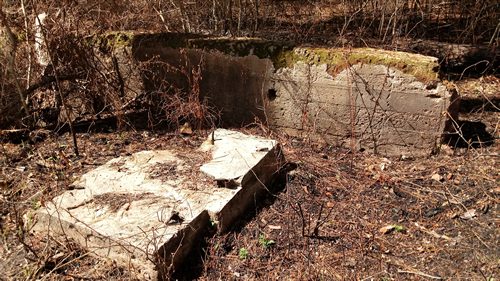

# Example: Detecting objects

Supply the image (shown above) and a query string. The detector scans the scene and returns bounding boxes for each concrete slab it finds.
[30,129,285,279]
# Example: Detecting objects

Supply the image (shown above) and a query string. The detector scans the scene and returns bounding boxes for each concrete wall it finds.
[105,33,459,156]
[267,62,459,156]
[132,46,272,126]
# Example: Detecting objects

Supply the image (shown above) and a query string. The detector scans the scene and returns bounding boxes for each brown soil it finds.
[201,137,499,280]
[1,78,498,280]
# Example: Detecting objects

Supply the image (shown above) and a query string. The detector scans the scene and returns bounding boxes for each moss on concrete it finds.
[91,32,291,64]
[132,33,205,49]
[176,38,438,82]
[89,32,439,82]
[88,31,135,52]
[273,47,439,83]
[187,37,290,61]
[89,32,202,52]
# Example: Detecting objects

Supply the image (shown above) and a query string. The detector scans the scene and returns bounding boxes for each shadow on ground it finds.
[169,165,293,280]
[445,120,495,148]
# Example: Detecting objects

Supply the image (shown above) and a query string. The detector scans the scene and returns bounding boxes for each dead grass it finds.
[200,138,498,280]
[1,1,498,278]
[0,118,498,280]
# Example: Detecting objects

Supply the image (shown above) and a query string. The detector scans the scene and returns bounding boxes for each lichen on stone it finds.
[273,47,439,83]
[87,32,439,83]
[187,37,290,61]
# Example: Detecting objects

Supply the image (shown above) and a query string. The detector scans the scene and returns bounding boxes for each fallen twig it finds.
[397,269,443,279]
[414,222,453,241]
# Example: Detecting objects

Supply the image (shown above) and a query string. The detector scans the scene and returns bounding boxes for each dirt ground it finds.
[1,77,498,280]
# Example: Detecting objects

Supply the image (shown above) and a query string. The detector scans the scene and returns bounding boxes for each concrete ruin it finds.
[89,33,459,156]
[26,33,462,279]
[29,129,285,279]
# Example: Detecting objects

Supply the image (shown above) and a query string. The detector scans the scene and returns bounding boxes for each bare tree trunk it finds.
[226,0,233,34]
[0,3,29,116]
[212,0,218,32]
[392,0,399,41]
[20,0,32,89]
[34,12,49,67]
[237,0,242,34]
[489,22,499,47]
[379,2,385,37]
[170,0,191,32]
[150,0,170,31]
[33,12,79,156]
[253,0,259,34]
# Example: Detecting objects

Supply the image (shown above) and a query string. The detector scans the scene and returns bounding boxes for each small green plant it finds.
[30,200,41,210]
[238,247,249,260]
[258,234,275,248]
[393,225,405,232]
[23,211,36,231]
[209,219,217,228]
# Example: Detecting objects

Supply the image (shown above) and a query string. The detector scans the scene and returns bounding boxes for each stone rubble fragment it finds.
[30,129,285,279]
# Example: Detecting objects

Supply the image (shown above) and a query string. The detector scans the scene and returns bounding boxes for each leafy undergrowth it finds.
[0,126,498,280]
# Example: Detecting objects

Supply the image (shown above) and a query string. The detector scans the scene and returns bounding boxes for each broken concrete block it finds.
[266,54,459,156]
[35,33,458,156]
[200,129,284,232]
[30,129,284,279]
[127,36,459,156]
[200,129,277,181]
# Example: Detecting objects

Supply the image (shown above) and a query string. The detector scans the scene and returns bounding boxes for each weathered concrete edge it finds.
[93,31,440,83]
[215,145,286,233]
[27,137,287,278]
[29,207,158,280]
[155,211,211,279]
[154,138,286,274]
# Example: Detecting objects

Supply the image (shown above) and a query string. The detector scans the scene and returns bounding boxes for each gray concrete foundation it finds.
[30,129,285,279]
[102,34,459,156]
